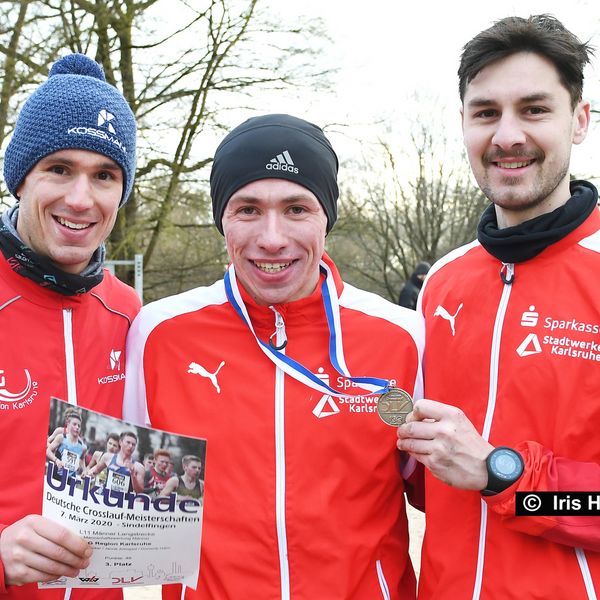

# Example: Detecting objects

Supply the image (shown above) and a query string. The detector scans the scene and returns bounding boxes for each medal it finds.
[377,387,413,426]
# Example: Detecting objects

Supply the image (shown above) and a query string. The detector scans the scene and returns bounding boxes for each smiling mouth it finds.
[56,216,92,230]
[254,261,292,273]
[495,160,534,169]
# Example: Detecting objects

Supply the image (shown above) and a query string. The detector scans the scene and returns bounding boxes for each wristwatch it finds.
[481,446,524,496]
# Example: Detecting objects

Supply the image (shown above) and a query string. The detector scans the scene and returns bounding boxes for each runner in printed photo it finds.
[160,455,205,502]
[85,433,120,486]
[143,449,173,498]
[89,431,145,494]
[46,412,87,480]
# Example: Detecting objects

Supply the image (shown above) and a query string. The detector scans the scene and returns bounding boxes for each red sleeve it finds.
[0,523,8,593]
[484,440,600,552]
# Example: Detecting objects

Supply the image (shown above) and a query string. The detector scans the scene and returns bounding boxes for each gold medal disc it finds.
[377,387,413,426]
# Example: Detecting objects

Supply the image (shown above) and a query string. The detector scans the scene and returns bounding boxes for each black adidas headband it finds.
[210,114,339,234]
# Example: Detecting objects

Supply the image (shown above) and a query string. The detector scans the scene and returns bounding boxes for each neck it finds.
[494,178,572,229]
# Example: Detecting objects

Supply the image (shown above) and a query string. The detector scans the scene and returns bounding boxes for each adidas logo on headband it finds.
[266,149,299,174]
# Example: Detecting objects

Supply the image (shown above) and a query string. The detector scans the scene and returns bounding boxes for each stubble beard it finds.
[479,158,570,215]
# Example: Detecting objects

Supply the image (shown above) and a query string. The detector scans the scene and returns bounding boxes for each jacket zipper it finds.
[471,265,597,600]
[472,263,514,600]
[576,547,598,599]
[376,559,391,600]
[62,314,75,600]
[271,307,291,599]
[63,308,78,406]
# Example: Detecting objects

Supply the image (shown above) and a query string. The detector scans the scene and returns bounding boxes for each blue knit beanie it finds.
[3,53,136,206]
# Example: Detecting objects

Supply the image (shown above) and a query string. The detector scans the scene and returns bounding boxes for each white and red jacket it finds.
[0,253,140,599]
[123,254,424,600]
[418,207,600,599]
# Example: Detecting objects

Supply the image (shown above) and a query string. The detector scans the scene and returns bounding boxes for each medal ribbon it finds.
[223,259,391,398]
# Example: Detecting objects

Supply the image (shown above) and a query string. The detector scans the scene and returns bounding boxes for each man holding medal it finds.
[397,15,600,599]
[124,113,424,599]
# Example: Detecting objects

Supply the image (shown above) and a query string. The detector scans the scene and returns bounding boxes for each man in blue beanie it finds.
[0,54,140,599]
[124,114,425,599]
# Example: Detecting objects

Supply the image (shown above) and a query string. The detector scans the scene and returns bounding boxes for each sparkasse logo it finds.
[312,368,339,418]
[520,306,539,327]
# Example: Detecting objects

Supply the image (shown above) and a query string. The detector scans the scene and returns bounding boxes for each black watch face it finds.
[490,449,522,481]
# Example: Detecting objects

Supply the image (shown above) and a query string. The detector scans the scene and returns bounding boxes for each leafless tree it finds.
[0,0,330,292]
[327,126,487,301]
[0,1,70,205]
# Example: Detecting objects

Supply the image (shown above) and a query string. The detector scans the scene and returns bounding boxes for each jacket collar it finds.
[477,180,598,263]
[231,252,344,334]
[0,252,87,309]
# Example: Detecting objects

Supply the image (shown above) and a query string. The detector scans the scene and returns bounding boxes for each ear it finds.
[460,105,465,131]
[572,100,590,145]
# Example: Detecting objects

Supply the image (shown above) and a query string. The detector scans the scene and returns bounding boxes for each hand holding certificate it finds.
[40,397,206,590]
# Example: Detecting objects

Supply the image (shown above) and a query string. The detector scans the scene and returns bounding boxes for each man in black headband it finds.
[124,113,424,599]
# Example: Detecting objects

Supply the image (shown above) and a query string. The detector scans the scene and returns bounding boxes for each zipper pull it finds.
[500,262,515,285]
[269,308,288,350]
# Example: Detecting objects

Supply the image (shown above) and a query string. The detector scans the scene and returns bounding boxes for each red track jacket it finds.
[124,254,424,600]
[418,207,600,599]
[0,253,140,599]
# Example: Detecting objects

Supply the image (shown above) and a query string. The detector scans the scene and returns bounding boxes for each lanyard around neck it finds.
[223,260,391,398]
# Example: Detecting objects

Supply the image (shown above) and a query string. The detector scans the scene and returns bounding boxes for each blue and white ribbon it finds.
[224,259,391,398]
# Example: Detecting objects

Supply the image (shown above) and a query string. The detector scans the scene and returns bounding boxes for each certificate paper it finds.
[40,397,206,589]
